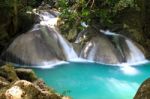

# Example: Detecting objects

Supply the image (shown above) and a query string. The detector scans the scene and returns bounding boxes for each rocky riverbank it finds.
[134,78,150,99]
[0,64,70,99]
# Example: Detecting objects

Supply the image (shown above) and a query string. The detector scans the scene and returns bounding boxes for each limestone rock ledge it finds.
[134,78,150,99]
[0,64,71,99]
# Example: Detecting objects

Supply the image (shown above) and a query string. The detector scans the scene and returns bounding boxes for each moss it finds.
[15,68,38,82]
[0,64,19,82]
[0,65,68,99]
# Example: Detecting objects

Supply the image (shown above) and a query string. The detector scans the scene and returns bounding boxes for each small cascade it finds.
[75,29,147,65]
[125,39,146,63]
[38,10,78,60]
[100,30,147,64]
[0,9,78,67]
[39,12,59,26]
[100,30,119,36]
[52,28,78,60]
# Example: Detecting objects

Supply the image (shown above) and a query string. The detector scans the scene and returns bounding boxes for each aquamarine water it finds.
[33,62,150,99]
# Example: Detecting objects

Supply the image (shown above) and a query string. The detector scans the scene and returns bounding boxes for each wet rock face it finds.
[0,9,78,66]
[0,26,65,66]
[134,78,150,99]
[75,27,146,64]
[0,9,77,67]
[0,64,70,99]
[80,36,121,64]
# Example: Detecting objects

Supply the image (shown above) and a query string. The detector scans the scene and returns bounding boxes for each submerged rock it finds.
[134,78,150,99]
[0,64,70,99]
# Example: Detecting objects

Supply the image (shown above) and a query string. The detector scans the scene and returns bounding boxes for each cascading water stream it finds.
[0,9,78,67]
[100,30,147,65]
[39,11,78,60]
[125,39,146,63]
[0,8,148,67]
[52,28,78,60]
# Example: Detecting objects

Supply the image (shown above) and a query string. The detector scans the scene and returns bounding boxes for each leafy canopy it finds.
[55,0,137,32]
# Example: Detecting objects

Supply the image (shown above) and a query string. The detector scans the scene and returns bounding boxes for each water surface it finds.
[33,62,150,99]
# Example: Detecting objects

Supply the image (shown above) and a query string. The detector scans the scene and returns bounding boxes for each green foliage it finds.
[113,0,137,12]
[56,0,138,34]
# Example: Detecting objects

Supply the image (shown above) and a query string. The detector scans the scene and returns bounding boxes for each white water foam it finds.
[38,10,78,60]
[100,30,119,36]
[125,39,146,63]
[52,28,78,60]
[10,61,69,69]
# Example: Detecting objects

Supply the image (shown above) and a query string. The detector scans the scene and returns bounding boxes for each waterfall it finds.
[31,9,78,61]
[52,28,78,60]
[100,30,147,64]
[76,30,147,65]
[38,10,78,60]
[39,11,59,27]
[0,9,78,67]
[77,29,147,64]
[0,8,147,66]
[125,39,146,63]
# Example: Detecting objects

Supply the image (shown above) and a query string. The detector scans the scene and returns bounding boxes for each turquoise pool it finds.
[33,62,150,99]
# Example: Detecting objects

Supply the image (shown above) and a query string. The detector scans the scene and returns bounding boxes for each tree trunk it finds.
[13,0,18,34]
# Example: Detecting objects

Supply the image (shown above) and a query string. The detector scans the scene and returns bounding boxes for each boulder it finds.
[0,64,19,82]
[2,80,61,99]
[0,64,71,99]
[0,27,62,66]
[75,27,146,64]
[15,68,38,82]
[134,78,150,99]
[80,36,121,64]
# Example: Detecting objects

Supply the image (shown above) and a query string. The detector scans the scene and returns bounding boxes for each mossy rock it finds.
[15,68,38,82]
[0,64,70,99]
[134,78,150,99]
[0,64,19,82]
